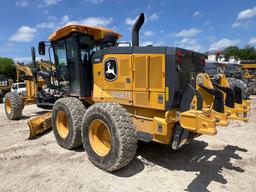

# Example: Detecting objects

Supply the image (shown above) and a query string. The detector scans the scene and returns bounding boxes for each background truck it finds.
[10,82,26,96]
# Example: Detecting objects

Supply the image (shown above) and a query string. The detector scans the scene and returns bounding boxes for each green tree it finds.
[239,46,256,60]
[223,46,256,60]
[0,57,16,80]
[223,46,240,59]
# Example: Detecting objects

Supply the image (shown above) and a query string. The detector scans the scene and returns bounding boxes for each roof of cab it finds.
[48,24,122,41]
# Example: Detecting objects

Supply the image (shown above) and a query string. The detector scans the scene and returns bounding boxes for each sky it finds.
[0,0,255,63]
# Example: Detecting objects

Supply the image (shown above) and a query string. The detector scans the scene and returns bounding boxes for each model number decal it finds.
[110,92,131,100]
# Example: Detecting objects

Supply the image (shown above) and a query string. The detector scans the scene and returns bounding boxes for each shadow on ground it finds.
[20,110,51,120]
[115,140,247,192]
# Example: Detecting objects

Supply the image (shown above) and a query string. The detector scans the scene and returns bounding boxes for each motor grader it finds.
[4,61,56,137]
[4,13,250,172]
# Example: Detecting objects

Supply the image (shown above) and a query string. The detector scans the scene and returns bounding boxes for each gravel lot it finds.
[0,97,256,192]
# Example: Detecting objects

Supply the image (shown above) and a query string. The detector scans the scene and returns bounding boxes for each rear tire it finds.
[82,102,137,172]
[52,97,86,149]
[4,92,24,120]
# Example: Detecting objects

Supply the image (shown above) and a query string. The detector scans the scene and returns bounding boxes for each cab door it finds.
[54,40,70,94]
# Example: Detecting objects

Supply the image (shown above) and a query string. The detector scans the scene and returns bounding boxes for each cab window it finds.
[18,83,26,88]
[53,40,70,92]
[55,41,67,67]
[79,35,99,63]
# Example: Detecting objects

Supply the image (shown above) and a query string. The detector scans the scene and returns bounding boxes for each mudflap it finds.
[171,82,204,150]
[27,112,52,139]
[171,123,196,150]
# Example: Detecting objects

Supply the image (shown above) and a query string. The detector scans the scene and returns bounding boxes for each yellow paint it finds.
[56,110,69,139]
[209,110,228,126]
[196,73,215,108]
[225,106,248,122]
[91,53,227,143]
[5,97,11,114]
[180,109,217,135]
[218,74,230,88]
[215,74,251,121]
[48,25,121,41]
[88,119,111,156]
[194,73,229,127]
[93,54,165,110]
[16,64,45,101]
[27,112,52,139]
[165,87,169,102]
[132,117,153,135]
[242,64,256,69]
[102,55,133,91]
[152,117,173,144]
[38,61,56,71]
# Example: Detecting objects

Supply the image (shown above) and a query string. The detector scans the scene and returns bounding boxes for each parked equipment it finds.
[4,13,250,172]
[205,57,251,99]
[5,62,54,138]
[241,60,256,95]
[0,75,13,103]
[204,62,251,121]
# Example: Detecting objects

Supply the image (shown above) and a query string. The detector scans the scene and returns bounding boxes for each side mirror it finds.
[38,41,45,55]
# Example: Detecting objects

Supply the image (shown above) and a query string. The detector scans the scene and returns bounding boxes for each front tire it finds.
[4,92,24,120]
[82,103,137,172]
[52,97,86,149]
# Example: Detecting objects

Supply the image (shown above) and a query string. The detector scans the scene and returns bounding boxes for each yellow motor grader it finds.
[4,13,250,172]
[5,61,55,137]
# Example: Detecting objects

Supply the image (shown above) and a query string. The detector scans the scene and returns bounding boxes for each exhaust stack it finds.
[132,13,145,47]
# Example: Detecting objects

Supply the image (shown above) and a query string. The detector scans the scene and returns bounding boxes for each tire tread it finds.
[5,92,24,120]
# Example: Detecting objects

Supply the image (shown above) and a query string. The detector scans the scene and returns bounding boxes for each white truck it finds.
[11,82,26,96]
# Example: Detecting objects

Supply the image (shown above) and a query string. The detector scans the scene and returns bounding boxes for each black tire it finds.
[52,97,86,149]
[252,81,256,95]
[4,92,24,120]
[228,78,249,99]
[82,102,137,172]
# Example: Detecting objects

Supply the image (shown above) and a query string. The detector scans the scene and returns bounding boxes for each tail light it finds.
[176,51,183,63]
[200,56,206,65]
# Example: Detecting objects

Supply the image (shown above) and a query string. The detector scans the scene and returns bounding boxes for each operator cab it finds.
[39,25,121,97]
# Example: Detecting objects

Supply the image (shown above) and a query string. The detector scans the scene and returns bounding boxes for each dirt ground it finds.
[0,97,256,192]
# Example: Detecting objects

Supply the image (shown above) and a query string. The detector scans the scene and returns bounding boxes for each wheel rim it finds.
[56,110,69,139]
[5,98,12,114]
[89,119,111,156]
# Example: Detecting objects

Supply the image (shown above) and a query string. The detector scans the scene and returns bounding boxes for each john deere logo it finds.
[104,58,118,81]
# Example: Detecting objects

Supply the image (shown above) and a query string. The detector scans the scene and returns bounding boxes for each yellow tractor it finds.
[4,13,249,172]
[5,60,55,137]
